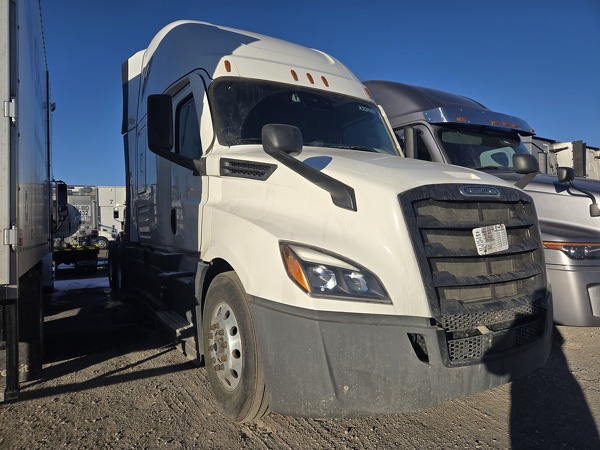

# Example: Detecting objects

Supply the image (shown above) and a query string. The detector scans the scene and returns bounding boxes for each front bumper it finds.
[547,263,600,326]
[249,295,552,418]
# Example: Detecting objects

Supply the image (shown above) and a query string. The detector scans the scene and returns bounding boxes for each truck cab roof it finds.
[364,80,534,136]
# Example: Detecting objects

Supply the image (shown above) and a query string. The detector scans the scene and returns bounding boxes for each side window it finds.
[394,127,433,161]
[175,96,202,159]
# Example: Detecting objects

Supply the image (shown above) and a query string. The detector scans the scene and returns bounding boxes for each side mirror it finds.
[557,166,575,184]
[147,94,199,174]
[512,154,539,189]
[513,153,539,174]
[56,181,68,218]
[261,124,357,211]
[262,124,303,157]
[113,207,119,220]
[403,126,416,159]
[147,94,173,153]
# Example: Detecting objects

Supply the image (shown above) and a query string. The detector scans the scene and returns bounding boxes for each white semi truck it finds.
[1,0,54,400]
[364,80,600,327]
[111,21,552,422]
[97,186,125,248]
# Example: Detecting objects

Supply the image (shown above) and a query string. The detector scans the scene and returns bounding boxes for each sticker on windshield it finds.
[358,105,376,114]
[472,224,509,256]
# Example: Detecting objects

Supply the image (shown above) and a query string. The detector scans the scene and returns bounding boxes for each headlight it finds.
[280,242,390,302]
[544,241,600,260]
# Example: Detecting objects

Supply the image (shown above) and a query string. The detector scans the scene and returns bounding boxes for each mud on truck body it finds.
[110,21,552,422]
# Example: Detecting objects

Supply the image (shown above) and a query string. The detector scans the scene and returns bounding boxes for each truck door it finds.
[166,74,210,252]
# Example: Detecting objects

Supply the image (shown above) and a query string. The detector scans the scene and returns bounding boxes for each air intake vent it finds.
[399,184,548,366]
[220,158,277,181]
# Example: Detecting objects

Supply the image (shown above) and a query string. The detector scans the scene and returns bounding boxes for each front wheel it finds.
[97,237,109,250]
[202,272,269,422]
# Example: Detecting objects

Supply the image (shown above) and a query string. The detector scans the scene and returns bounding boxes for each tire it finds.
[202,272,269,422]
[98,237,109,250]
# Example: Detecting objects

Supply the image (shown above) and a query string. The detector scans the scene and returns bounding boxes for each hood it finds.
[489,171,600,241]
[298,147,519,193]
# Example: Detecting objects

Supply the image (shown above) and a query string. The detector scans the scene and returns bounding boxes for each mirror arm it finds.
[569,180,600,217]
[514,172,537,189]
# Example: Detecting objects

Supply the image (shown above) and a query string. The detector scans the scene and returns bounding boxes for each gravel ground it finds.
[1,265,599,449]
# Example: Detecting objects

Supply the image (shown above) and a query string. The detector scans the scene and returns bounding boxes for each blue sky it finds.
[42,0,600,186]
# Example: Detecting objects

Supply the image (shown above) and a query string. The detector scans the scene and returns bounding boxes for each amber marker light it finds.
[364,87,372,98]
[281,244,310,293]
[224,60,231,72]
[321,76,329,87]
[306,72,315,84]
[544,242,598,250]
[456,117,467,122]
[491,120,499,125]
[291,69,298,81]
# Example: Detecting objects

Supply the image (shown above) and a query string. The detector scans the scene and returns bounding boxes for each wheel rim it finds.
[98,238,108,249]
[208,301,242,391]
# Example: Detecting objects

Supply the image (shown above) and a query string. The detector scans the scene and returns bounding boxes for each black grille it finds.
[399,184,548,365]
[220,158,277,181]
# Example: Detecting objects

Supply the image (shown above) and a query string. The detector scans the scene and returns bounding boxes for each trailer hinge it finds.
[3,226,18,250]
[3,98,16,124]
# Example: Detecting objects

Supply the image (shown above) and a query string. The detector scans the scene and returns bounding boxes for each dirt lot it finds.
[1,263,599,449]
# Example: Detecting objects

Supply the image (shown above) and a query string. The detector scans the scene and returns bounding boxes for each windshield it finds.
[209,78,397,155]
[438,127,530,170]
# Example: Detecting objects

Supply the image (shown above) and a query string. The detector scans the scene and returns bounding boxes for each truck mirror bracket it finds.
[557,166,600,217]
[262,124,357,211]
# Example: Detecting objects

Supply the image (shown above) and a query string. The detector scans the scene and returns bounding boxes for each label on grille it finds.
[472,224,508,255]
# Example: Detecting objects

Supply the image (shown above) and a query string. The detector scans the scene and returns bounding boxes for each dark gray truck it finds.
[365,80,600,327]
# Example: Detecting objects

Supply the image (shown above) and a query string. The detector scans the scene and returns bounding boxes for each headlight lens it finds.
[280,242,390,302]
[544,241,600,260]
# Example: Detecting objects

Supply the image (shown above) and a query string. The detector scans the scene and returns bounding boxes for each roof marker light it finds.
[321,76,329,87]
[491,120,499,125]
[224,60,231,73]
[306,73,314,84]
[291,70,298,81]
[364,87,372,98]
[456,117,467,122]
[503,122,510,127]
[512,123,520,128]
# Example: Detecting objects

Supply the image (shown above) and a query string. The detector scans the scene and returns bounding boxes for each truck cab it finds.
[111,21,552,422]
[365,80,600,326]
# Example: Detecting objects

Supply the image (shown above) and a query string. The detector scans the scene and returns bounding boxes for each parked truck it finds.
[1,0,54,400]
[111,20,552,422]
[97,186,126,248]
[364,80,600,327]
[52,184,99,273]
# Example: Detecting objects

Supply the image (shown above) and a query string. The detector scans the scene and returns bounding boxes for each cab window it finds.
[175,96,202,159]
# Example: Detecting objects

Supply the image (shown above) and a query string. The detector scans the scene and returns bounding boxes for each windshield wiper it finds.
[473,165,510,171]
[324,144,379,153]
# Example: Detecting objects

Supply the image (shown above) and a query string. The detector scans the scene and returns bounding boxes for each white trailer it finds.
[1,0,52,400]
[112,21,552,422]
[522,136,600,180]
[97,186,125,248]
